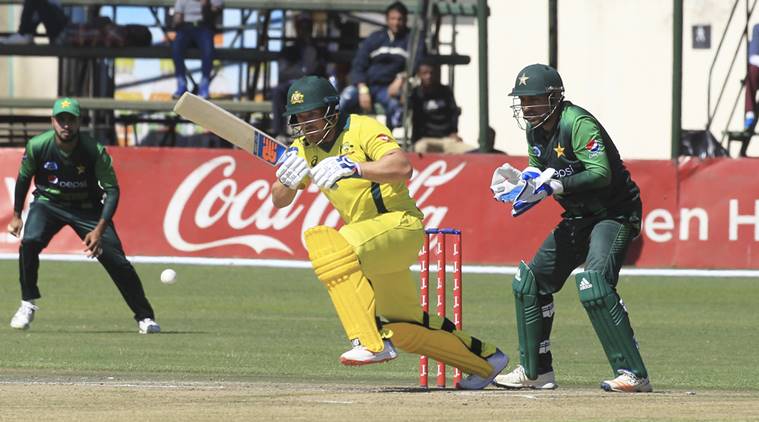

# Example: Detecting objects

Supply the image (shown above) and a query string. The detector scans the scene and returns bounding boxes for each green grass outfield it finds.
[0,259,757,391]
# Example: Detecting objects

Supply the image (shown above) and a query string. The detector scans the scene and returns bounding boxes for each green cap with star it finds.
[509,64,564,97]
[52,97,80,117]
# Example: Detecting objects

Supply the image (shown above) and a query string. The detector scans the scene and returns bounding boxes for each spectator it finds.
[172,0,222,99]
[478,126,502,153]
[745,23,759,131]
[339,1,424,129]
[271,13,325,141]
[410,58,474,154]
[0,0,67,45]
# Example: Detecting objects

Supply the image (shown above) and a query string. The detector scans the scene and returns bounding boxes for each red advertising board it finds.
[0,148,756,268]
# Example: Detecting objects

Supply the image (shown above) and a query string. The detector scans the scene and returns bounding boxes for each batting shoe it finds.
[601,369,653,393]
[339,339,398,366]
[10,301,38,330]
[493,365,557,389]
[457,349,509,390]
[138,318,161,334]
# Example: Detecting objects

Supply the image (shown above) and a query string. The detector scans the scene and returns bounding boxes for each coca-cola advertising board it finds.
[0,148,757,268]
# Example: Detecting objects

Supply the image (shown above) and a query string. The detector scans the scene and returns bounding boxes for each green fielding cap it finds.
[52,97,80,117]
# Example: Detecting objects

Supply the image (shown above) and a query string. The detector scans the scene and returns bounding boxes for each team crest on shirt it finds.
[585,137,603,157]
[531,145,542,156]
[43,161,59,171]
[76,165,86,174]
[341,143,355,155]
[47,175,59,184]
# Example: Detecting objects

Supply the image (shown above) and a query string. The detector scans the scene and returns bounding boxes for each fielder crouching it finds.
[271,75,507,389]
[7,98,159,334]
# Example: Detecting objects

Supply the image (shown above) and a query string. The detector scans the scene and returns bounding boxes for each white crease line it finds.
[0,253,757,277]
[0,380,226,389]
[313,400,354,404]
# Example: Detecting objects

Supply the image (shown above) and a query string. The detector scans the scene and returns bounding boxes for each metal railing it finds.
[706,0,758,147]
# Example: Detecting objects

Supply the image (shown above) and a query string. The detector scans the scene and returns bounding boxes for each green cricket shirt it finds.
[15,130,120,221]
[526,101,640,219]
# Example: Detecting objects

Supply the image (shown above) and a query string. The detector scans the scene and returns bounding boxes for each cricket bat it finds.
[173,92,288,166]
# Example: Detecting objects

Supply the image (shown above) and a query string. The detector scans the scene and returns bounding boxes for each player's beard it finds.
[523,111,547,127]
[512,95,563,131]
[56,128,77,143]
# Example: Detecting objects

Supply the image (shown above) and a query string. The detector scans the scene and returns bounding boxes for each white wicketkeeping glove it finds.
[311,155,361,189]
[490,163,523,202]
[275,147,309,190]
[512,167,563,217]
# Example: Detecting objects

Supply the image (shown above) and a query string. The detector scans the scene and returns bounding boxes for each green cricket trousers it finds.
[527,208,643,374]
[18,200,155,321]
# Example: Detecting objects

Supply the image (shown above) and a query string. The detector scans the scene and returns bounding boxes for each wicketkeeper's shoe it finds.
[492,364,558,389]
[138,318,161,334]
[10,300,38,330]
[339,339,398,366]
[457,348,509,390]
[601,369,653,393]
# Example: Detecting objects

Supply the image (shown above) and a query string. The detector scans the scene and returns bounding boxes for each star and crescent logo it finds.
[518,73,530,86]
[554,144,565,158]
[290,91,304,105]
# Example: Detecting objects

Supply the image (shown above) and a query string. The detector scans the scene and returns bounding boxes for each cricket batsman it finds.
[7,98,160,334]
[271,75,507,389]
[489,64,652,392]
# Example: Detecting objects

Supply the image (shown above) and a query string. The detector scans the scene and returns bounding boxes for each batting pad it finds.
[576,271,648,378]
[385,322,492,378]
[304,225,384,353]
[512,261,543,380]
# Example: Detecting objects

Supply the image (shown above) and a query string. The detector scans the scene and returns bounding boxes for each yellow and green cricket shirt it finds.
[291,114,423,224]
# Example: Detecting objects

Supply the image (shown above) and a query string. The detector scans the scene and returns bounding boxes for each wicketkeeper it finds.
[490,64,652,393]
[7,97,160,334]
[271,76,507,389]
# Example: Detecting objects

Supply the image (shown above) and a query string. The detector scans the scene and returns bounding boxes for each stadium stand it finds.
[0,0,481,147]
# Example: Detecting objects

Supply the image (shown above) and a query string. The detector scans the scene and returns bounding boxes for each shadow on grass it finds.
[373,386,448,393]
[19,329,209,335]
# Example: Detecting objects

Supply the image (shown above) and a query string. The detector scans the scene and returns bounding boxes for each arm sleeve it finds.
[349,36,373,85]
[560,116,612,193]
[409,90,422,141]
[95,146,120,221]
[447,87,459,132]
[13,146,35,214]
[526,134,542,168]
[527,151,541,168]
[362,119,400,160]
